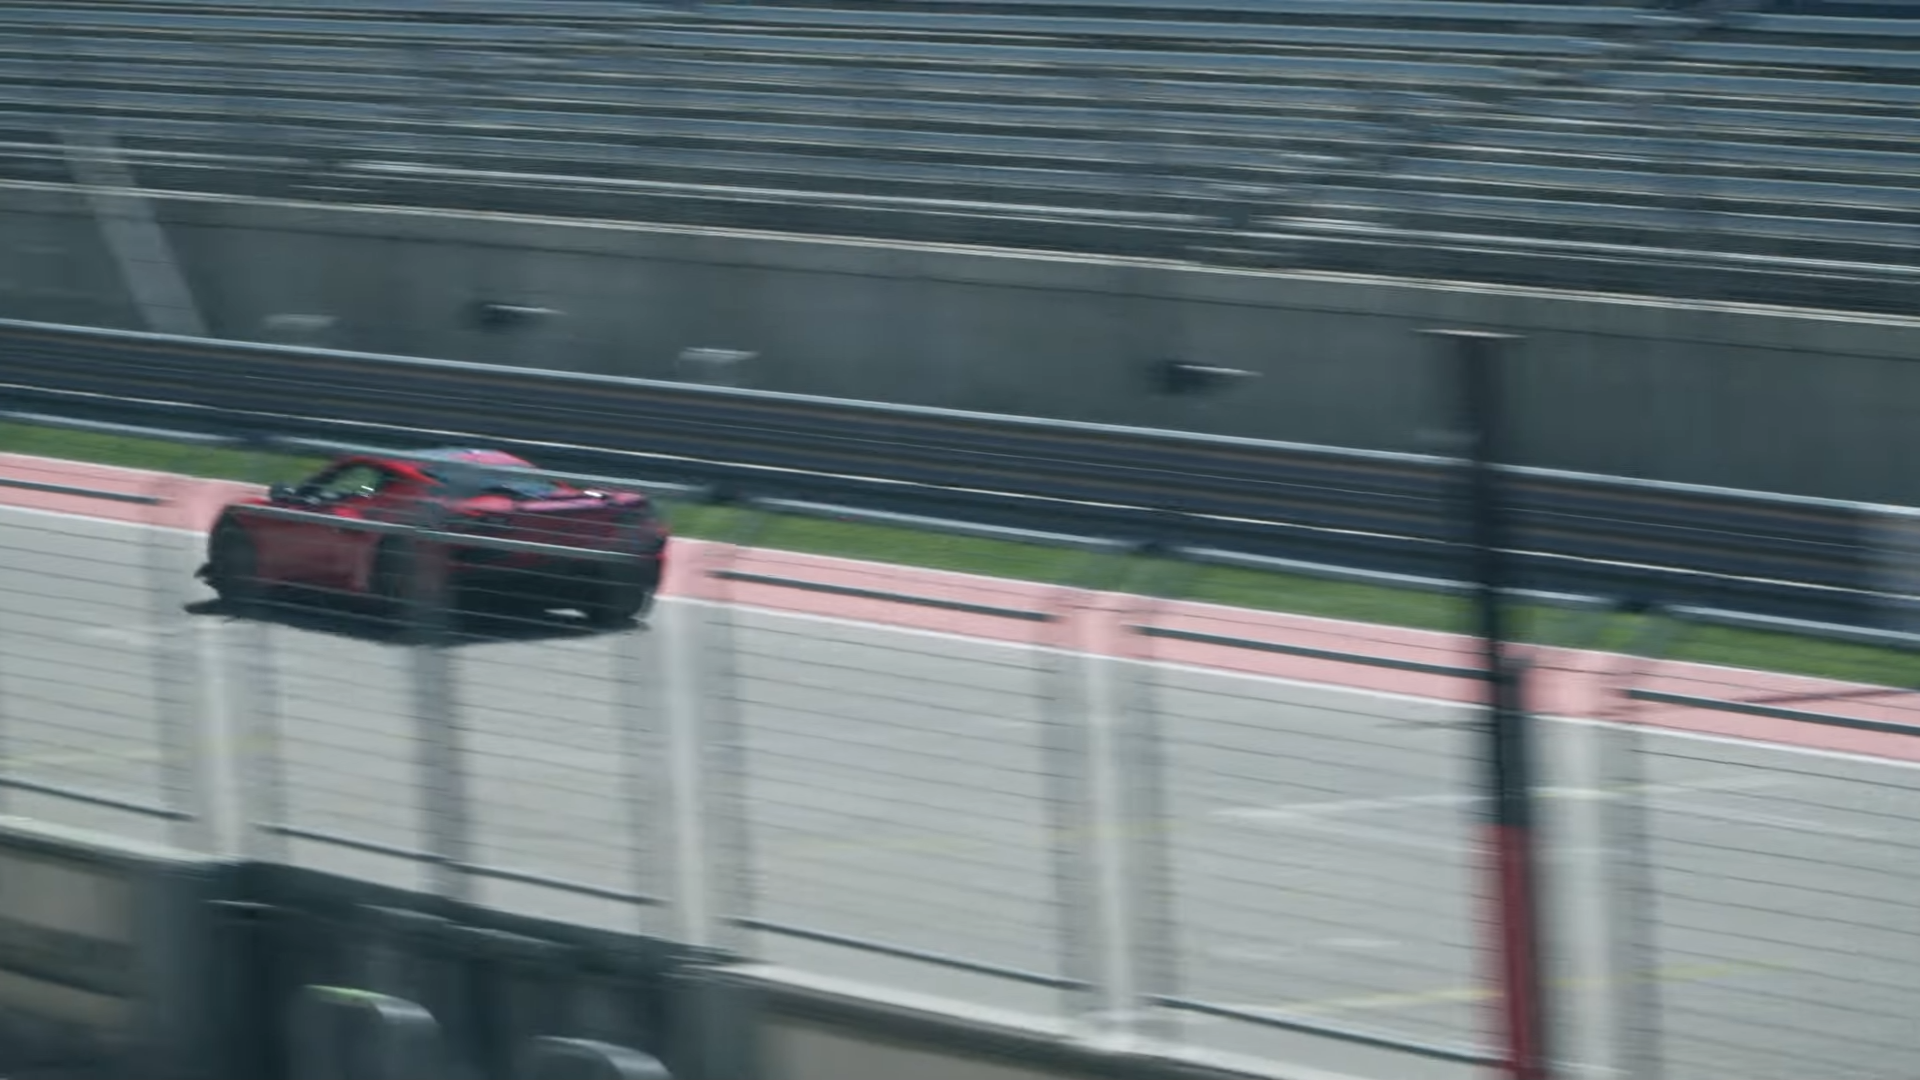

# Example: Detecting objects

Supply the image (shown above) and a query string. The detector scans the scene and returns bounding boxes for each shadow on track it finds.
[183,594,644,646]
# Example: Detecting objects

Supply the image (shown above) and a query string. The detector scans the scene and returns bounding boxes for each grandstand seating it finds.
[1,0,1917,313]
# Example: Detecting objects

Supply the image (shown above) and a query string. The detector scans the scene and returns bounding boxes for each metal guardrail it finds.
[0,316,1908,628]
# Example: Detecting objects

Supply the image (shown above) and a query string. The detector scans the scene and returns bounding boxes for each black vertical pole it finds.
[1426,329,1550,1080]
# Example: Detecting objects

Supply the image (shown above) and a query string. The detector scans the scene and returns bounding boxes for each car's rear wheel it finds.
[369,538,412,624]
[582,561,657,628]
[204,519,262,613]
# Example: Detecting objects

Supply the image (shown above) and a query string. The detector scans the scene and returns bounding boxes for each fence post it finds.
[145,471,215,851]
[228,584,288,863]
[1599,609,1687,1080]
[1428,328,1551,1080]
[607,488,681,935]
[616,597,667,935]
[230,467,291,863]
[1113,561,1189,1046]
[0,584,8,818]
[1033,580,1106,1031]
[658,589,714,948]
[1082,585,1134,1037]
[408,506,473,906]
[696,536,756,956]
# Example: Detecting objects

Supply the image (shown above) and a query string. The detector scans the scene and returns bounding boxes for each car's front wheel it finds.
[204,518,262,613]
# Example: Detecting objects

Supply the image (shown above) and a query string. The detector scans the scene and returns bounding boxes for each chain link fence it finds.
[9,416,1920,1079]
[0,433,1515,1078]
[0,456,202,845]
[1124,580,1491,1066]
[1597,606,1920,1080]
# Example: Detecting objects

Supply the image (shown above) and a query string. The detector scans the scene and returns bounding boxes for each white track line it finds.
[0,501,200,536]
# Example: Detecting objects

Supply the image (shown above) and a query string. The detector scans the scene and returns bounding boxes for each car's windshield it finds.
[418,464,574,501]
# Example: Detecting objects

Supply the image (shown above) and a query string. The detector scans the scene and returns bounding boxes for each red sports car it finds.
[196,448,669,626]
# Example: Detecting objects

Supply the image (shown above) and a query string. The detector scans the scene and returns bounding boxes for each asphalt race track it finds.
[2,504,1917,1080]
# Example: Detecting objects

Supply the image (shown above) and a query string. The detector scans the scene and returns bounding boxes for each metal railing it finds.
[0,446,1505,1078]
[3,316,1913,632]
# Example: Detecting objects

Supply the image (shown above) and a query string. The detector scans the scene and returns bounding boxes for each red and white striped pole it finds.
[1427,329,1552,1080]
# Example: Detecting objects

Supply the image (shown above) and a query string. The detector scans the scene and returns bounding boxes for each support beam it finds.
[60,127,207,338]
[1426,327,1552,1080]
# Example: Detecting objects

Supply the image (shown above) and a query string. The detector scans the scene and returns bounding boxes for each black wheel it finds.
[582,562,657,629]
[204,519,262,612]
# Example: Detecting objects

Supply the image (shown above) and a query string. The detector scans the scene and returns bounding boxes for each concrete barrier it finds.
[7,182,1920,501]
[0,816,230,1079]
[0,817,1288,1080]
[227,863,740,1080]
[742,971,1289,1080]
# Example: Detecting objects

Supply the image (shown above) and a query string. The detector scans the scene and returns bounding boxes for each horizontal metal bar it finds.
[0,476,163,505]
[158,0,668,15]
[750,497,1133,554]
[0,7,599,41]
[1667,605,1920,652]
[230,503,414,534]
[0,320,1908,629]
[451,862,664,907]
[266,824,667,905]
[1153,995,1503,1066]
[0,408,246,447]
[884,0,1649,24]
[0,312,1903,516]
[0,776,185,819]
[734,917,1083,991]
[0,86,1384,169]
[1132,624,1482,680]
[1733,12,1920,38]
[642,29,1530,84]
[267,823,431,860]
[1178,545,1478,594]
[0,0,1653,27]
[710,569,1055,622]
[230,503,646,562]
[704,5,1609,55]
[1625,690,1920,738]
[1675,39,1920,72]
[1174,545,1610,610]
[4,327,1887,550]
[434,530,652,563]
[1617,67,1920,107]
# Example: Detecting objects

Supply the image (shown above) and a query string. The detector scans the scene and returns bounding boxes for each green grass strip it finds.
[5,420,1916,691]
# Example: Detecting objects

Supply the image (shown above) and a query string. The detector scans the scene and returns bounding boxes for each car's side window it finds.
[305,463,391,501]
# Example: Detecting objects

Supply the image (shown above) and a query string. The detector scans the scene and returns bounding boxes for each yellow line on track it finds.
[1231,959,1788,1019]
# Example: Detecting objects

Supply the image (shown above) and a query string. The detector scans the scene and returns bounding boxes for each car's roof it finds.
[406,447,534,468]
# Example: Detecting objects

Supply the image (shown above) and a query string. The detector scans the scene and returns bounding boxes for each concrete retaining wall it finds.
[5,181,1918,502]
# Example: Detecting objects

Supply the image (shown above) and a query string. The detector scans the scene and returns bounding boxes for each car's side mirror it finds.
[268,483,298,503]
